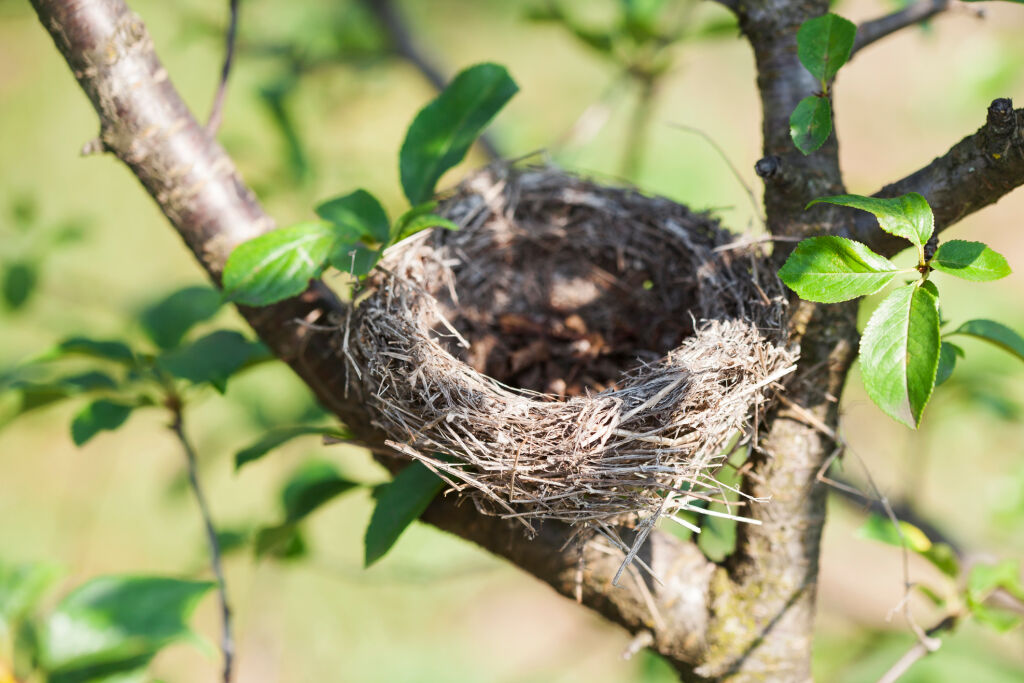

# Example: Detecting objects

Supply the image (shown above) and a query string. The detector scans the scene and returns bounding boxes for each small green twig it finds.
[169,398,234,683]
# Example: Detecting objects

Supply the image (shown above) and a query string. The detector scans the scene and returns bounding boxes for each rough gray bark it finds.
[26,0,1024,680]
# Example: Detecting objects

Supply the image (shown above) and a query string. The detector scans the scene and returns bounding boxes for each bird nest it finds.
[341,165,795,546]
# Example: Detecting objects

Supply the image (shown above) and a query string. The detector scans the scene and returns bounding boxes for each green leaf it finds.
[0,561,62,625]
[778,236,901,303]
[855,513,933,552]
[156,330,270,392]
[253,526,307,560]
[222,222,335,306]
[364,461,445,567]
[796,13,857,85]
[935,340,964,387]
[139,286,222,350]
[931,240,1011,281]
[859,284,941,428]
[916,584,947,608]
[392,201,459,243]
[280,460,360,523]
[254,461,361,558]
[922,542,960,579]
[11,194,38,226]
[400,63,518,205]
[394,214,459,243]
[3,260,39,311]
[807,193,934,257]
[622,0,668,40]
[948,319,1024,362]
[328,242,382,278]
[971,604,1022,633]
[71,399,135,446]
[315,189,391,244]
[212,528,250,556]
[10,371,119,417]
[235,425,350,469]
[41,337,135,364]
[919,279,940,301]
[40,576,213,678]
[968,560,1024,602]
[789,95,832,155]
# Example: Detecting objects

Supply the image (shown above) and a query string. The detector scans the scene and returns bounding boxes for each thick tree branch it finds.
[28,0,713,674]
[849,98,1024,257]
[850,0,950,59]
[695,4,862,679]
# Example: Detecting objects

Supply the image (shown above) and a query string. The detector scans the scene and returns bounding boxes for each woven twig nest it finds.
[342,166,795,543]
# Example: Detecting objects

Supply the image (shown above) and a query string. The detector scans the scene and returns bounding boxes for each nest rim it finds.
[341,164,796,541]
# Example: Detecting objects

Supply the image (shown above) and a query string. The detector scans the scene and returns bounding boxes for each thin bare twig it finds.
[170,404,234,682]
[851,0,951,59]
[875,615,956,683]
[206,0,240,135]
[838,437,936,654]
[668,122,766,229]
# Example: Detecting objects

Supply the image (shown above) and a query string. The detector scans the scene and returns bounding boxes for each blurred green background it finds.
[1,0,1023,680]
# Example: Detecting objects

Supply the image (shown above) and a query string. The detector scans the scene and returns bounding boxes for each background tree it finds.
[1,0,1023,681]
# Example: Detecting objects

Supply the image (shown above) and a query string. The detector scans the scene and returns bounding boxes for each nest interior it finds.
[342,166,795,537]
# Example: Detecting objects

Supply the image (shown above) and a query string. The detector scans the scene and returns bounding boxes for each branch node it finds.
[754,155,781,179]
[986,97,1015,133]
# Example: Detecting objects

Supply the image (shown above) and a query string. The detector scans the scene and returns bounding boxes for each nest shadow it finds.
[341,166,795,538]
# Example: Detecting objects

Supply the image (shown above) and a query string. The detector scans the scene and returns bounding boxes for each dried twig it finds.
[668,122,765,229]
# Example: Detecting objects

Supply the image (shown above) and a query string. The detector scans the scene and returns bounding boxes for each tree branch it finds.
[848,98,1024,257]
[27,0,713,674]
[696,3,863,679]
[850,0,950,60]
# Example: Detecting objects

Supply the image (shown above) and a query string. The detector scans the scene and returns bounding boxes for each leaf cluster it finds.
[525,0,702,81]
[1,286,269,443]
[223,63,517,307]
[790,13,856,154]
[779,193,1019,427]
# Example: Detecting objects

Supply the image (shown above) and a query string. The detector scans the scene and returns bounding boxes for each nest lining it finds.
[341,166,795,539]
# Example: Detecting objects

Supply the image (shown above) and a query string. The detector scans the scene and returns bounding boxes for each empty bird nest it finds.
[339,164,796,547]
